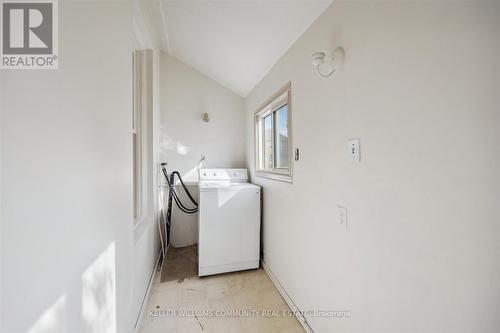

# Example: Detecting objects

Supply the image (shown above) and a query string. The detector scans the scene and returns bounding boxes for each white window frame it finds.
[254,82,293,183]
[133,49,153,224]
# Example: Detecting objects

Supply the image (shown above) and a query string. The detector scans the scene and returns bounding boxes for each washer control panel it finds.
[199,169,248,183]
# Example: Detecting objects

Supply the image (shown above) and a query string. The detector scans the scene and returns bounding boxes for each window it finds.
[255,82,292,182]
[132,49,153,222]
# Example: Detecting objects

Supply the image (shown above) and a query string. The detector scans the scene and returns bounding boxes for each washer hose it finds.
[160,163,199,248]
[161,165,198,214]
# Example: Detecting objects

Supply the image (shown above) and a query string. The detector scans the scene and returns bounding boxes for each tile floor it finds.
[139,268,305,333]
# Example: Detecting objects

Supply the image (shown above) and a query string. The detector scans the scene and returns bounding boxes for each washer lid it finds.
[199,182,260,192]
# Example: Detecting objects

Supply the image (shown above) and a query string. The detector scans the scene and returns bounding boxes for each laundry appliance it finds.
[197,168,261,276]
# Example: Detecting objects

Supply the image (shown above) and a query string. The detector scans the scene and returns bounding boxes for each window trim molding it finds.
[133,49,154,225]
[254,82,293,183]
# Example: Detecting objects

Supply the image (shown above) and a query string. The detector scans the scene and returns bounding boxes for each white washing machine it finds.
[198,168,261,276]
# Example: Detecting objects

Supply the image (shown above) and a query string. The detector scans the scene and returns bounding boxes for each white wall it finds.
[245,1,500,332]
[130,0,163,329]
[0,70,4,332]
[160,53,245,246]
[0,1,158,332]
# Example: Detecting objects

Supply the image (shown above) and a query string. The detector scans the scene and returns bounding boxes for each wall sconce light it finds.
[202,112,210,122]
[312,46,345,78]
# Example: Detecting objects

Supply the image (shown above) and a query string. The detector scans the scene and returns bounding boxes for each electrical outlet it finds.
[348,139,360,162]
[337,206,348,230]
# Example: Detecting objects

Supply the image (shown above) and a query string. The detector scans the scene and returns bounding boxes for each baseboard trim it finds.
[134,249,162,332]
[262,260,315,333]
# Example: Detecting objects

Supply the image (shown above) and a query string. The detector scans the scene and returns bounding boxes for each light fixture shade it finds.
[312,47,345,78]
[311,51,326,67]
[332,47,346,67]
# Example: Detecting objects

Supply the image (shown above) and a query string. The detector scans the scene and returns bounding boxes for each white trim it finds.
[262,261,315,333]
[254,82,293,183]
[134,249,162,333]
[133,49,154,225]
[255,170,293,183]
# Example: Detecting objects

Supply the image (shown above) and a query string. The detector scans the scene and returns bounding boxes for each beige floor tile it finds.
[258,286,289,308]
[149,288,181,309]
[241,269,274,290]
[207,292,235,311]
[269,323,306,333]
[240,315,283,333]
[152,268,162,285]
[180,284,208,305]
[175,315,205,333]
[202,271,240,285]
[233,289,261,310]
[204,316,243,333]
[205,276,245,300]
[138,268,305,333]
[178,321,204,333]
[177,275,205,288]
[140,314,177,332]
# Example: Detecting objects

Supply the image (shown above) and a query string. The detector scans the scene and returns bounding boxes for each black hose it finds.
[162,167,196,213]
[161,165,198,215]
[165,171,174,247]
[171,171,198,207]
[172,191,198,213]
[161,164,200,247]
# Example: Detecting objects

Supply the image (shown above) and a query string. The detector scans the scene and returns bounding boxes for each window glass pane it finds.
[263,114,273,169]
[274,105,288,169]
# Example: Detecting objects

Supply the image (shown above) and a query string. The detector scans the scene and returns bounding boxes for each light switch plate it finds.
[337,206,348,230]
[348,139,360,162]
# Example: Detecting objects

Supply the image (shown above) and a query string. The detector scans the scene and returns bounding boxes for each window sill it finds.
[255,170,293,183]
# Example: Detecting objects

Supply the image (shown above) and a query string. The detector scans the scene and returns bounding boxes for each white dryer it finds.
[198,169,261,276]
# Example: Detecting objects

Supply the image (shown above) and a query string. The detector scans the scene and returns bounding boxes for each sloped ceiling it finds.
[160,0,333,96]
